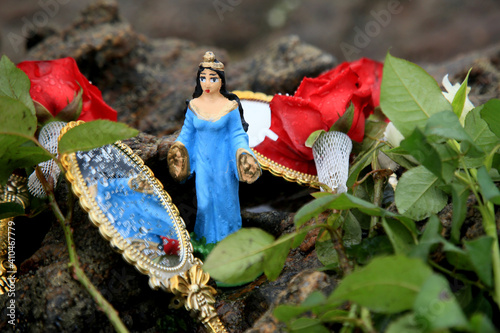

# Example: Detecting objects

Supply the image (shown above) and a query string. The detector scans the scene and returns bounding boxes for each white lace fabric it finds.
[28,122,67,198]
[312,131,352,193]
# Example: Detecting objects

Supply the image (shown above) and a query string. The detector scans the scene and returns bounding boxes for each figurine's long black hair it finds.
[190,66,249,132]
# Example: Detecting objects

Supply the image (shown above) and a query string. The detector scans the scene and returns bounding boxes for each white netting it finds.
[312,131,352,193]
[28,122,67,198]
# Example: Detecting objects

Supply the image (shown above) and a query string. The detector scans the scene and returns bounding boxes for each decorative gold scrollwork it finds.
[170,265,227,333]
[0,174,28,295]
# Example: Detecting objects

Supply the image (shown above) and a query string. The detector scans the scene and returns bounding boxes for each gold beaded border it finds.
[59,121,200,290]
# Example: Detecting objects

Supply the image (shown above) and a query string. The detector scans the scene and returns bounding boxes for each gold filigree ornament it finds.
[59,121,227,332]
[0,174,29,294]
[234,91,319,187]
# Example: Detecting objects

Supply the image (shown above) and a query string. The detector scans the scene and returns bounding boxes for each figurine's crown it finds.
[199,51,224,71]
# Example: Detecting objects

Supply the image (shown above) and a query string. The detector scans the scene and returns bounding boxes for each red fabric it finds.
[254,58,383,175]
[17,57,117,121]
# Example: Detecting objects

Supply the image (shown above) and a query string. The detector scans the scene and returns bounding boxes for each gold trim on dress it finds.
[189,100,238,122]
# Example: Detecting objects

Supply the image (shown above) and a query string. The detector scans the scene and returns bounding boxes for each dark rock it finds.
[25,2,336,136]
[230,35,337,95]
[245,270,336,333]
[3,1,500,332]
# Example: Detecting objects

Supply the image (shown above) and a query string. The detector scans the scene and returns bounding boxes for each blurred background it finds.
[2,0,500,64]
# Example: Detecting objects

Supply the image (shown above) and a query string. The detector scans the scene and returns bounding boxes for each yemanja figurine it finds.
[168,51,261,244]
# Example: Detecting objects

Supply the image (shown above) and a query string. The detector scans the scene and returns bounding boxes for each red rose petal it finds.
[270,94,328,160]
[17,57,117,121]
[295,77,329,99]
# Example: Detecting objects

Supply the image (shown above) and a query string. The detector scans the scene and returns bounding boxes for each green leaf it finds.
[395,166,448,220]
[385,313,422,333]
[382,217,416,255]
[380,52,453,138]
[0,202,25,219]
[425,110,472,142]
[463,105,499,167]
[294,193,406,228]
[345,235,393,265]
[401,127,458,183]
[290,318,329,333]
[0,96,37,136]
[203,228,274,284]
[316,235,339,267]
[264,234,292,281]
[450,182,469,243]
[409,215,444,260]
[306,129,326,148]
[451,68,471,120]
[0,134,52,184]
[0,55,35,115]
[319,309,350,322]
[329,101,354,134]
[34,100,54,124]
[329,255,432,313]
[469,313,497,333]
[58,120,139,155]
[480,99,500,138]
[342,211,362,247]
[380,146,419,170]
[464,236,494,287]
[464,106,499,151]
[274,305,311,324]
[476,165,500,205]
[413,274,469,332]
[55,88,83,122]
[346,143,375,187]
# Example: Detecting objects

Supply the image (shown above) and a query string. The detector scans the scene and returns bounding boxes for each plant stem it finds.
[339,304,357,333]
[322,221,352,275]
[37,167,129,332]
[478,202,500,309]
[458,161,500,309]
[369,154,385,237]
[428,259,484,290]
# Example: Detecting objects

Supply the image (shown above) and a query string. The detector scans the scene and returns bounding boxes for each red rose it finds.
[254,58,383,175]
[17,57,117,122]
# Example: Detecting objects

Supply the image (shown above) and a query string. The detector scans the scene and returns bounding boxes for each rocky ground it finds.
[1,1,500,332]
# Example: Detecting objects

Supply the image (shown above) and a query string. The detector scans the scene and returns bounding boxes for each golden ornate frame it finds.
[60,121,227,332]
[234,90,319,187]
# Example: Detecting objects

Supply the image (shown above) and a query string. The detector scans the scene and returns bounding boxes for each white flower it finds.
[384,122,405,148]
[441,74,475,125]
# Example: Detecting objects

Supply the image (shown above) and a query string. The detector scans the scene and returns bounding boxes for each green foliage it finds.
[0,55,35,115]
[481,99,500,138]
[0,202,25,219]
[0,95,52,183]
[394,166,448,220]
[203,228,275,284]
[451,69,471,120]
[380,51,453,138]
[58,120,139,154]
[330,256,432,313]
[205,52,500,332]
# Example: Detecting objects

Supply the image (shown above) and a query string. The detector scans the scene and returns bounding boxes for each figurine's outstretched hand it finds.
[168,142,190,182]
[237,148,261,184]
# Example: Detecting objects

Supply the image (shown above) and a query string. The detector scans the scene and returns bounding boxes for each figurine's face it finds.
[199,69,222,95]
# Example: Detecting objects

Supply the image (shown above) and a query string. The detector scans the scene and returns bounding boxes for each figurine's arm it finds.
[236,148,261,184]
[168,141,190,182]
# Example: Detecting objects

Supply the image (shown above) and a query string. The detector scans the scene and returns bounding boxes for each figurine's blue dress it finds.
[176,104,254,244]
